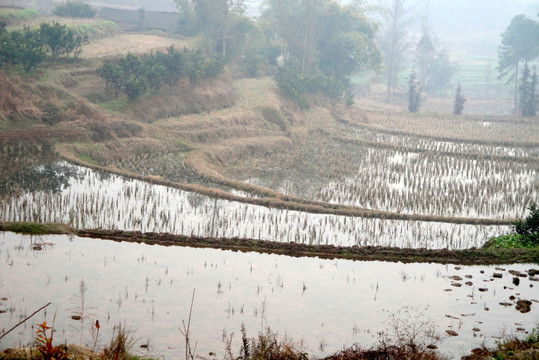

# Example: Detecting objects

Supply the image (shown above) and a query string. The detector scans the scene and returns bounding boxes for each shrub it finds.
[227,325,308,360]
[40,101,63,124]
[485,234,536,249]
[53,1,97,18]
[275,67,309,108]
[513,204,539,236]
[512,204,539,245]
[485,205,539,249]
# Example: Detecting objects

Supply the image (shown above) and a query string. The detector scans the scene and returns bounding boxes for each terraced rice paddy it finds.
[224,119,538,220]
[0,163,510,250]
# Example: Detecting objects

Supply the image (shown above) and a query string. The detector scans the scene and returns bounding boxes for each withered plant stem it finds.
[180,289,197,360]
[0,302,52,340]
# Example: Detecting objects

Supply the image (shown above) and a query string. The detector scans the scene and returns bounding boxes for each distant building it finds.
[96,7,178,32]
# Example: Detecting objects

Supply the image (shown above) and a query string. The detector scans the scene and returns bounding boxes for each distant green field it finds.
[0,8,38,21]
[365,54,539,99]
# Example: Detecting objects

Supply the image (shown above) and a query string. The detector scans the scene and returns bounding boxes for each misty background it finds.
[2,0,538,101]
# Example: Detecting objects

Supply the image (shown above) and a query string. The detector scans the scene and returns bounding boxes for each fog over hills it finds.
[4,0,536,57]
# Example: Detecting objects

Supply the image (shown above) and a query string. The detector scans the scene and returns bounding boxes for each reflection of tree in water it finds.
[0,162,81,198]
[187,193,206,209]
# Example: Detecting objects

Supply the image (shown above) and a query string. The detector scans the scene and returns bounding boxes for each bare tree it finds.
[377,0,414,102]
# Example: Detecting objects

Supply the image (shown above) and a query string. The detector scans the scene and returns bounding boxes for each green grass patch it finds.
[0,222,72,234]
[483,234,538,249]
[99,97,129,112]
[78,153,98,165]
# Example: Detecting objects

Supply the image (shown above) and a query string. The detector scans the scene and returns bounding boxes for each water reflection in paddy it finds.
[0,232,536,359]
[0,163,509,249]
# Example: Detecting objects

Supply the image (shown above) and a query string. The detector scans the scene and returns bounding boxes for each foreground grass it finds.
[1,323,537,360]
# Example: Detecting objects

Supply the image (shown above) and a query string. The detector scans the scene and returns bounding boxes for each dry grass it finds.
[80,34,194,58]
[461,328,539,360]
[131,77,236,123]
[6,16,121,41]
[8,15,110,30]
[346,107,539,145]
[0,72,42,125]
[232,76,281,110]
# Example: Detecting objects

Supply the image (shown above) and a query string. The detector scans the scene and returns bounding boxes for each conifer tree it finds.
[453,83,466,115]
[519,62,537,116]
[408,70,421,112]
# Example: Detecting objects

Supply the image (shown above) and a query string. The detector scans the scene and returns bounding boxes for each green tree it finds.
[124,74,147,102]
[497,15,539,111]
[96,61,123,97]
[316,2,380,80]
[141,52,166,93]
[0,26,47,72]
[137,7,146,31]
[40,22,87,58]
[263,0,380,103]
[238,22,280,77]
[453,83,465,115]
[349,0,383,16]
[161,45,187,86]
[174,0,246,58]
[415,30,434,88]
[53,1,97,18]
[427,48,455,96]
[407,70,420,113]
[518,62,537,116]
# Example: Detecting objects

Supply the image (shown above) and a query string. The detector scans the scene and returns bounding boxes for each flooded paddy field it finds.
[0,232,537,359]
[0,163,510,250]
[224,131,538,219]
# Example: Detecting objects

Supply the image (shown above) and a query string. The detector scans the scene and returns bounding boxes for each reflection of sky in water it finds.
[0,163,509,250]
[0,232,537,359]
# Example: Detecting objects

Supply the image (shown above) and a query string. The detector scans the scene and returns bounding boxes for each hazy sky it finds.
[246,0,538,57]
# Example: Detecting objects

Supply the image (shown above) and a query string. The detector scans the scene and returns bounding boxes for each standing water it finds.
[0,232,537,359]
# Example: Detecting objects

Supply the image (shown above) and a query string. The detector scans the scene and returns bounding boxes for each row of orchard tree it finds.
[0,21,87,72]
[96,46,224,102]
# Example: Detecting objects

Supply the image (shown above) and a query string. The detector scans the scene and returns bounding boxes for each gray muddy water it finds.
[0,232,537,359]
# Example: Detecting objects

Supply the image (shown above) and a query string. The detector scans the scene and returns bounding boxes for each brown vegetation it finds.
[80,33,193,58]
[69,228,538,264]
[0,71,42,123]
